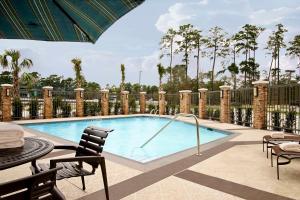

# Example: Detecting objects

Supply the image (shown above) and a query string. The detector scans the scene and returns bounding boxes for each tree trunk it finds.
[13,70,19,97]
[185,44,188,81]
[169,38,173,83]
[211,45,217,91]
[196,42,200,90]
[268,56,274,83]
[277,47,280,84]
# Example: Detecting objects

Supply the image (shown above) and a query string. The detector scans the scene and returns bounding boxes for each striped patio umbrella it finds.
[0,0,144,43]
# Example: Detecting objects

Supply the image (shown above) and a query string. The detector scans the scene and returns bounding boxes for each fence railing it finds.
[84,91,101,116]
[165,93,179,115]
[206,90,220,121]
[12,89,44,120]
[52,90,76,118]
[145,93,158,113]
[109,93,121,115]
[266,84,300,134]
[128,94,139,114]
[190,92,199,116]
[230,88,253,127]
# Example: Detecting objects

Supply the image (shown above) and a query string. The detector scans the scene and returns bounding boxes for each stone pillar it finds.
[198,88,208,119]
[179,90,192,114]
[139,92,146,114]
[220,85,231,123]
[1,84,13,121]
[43,86,53,119]
[100,89,109,116]
[121,91,129,115]
[158,91,166,115]
[252,80,268,129]
[75,88,84,117]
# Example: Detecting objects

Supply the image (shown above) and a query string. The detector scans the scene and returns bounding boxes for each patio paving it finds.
[2,115,300,200]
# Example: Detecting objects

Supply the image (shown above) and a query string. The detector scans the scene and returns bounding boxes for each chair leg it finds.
[266,143,269,158]
[277,156,280,180]
[271,148,273,167]
[262,140,265,152]
[100,157,109,200]
[81,176,86,191]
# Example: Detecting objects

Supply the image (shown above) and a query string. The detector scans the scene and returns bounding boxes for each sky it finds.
[0,0,300,87]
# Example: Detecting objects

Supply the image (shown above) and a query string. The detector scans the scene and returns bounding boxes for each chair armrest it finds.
[54,145,78,151]
[50,156,103,168]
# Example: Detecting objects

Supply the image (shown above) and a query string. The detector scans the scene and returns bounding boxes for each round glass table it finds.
[0,137,54,170]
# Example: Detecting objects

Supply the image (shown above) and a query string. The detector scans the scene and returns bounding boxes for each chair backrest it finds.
[75,126,110,166]
[0,167,65,200]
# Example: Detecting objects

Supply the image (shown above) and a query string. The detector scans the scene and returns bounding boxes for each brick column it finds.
[158,91,166,115]
[121,91,129,115]
[252,80,268,129]
[1,84,13,121]
[139,92,146,114]
[75,88,84,117]
[179,90,192,114]
[42,86,53,119]
[220,85,231,123]
[198,88,208,119]
[100,89,109,116]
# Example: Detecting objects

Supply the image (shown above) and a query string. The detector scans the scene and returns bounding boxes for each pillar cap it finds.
[42,86,53,90]
[74,88,84,91]
[219,85,231,90]
[298,81,300,84]
[121,90,129,94]
[198,88,208,92]
[1,84,13,87]
[252,80,269,85]
[159,91,166,94]
[179,90,192,93]
[140,91,146,94]
[100,89,109,93]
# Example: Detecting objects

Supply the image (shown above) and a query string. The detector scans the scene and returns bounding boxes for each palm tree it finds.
[71,58,84,88]
[157,63,165,90]
[0,50,33,97]
[120,64,125,91]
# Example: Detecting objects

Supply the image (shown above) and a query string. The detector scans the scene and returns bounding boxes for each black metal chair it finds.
[34,126,112,200]
[0,167,65,200]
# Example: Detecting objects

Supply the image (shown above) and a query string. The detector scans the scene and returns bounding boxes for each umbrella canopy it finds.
[0,0,144,43]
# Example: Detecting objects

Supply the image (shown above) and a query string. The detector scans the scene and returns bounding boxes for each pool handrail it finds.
[149,109,158,115]
[140,113,201,156]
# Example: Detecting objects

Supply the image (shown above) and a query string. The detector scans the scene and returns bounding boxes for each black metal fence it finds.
[266,84,300,134]
[84,91,101,116]
[230,88,253,127]
[145,93,158,113]
[109,92,121,115]
[206,91,220,120]
[128,94,139,114]
[12,89,44,120]
[165,93,179,115]
[190,92,199,116]
[52,90,76,118]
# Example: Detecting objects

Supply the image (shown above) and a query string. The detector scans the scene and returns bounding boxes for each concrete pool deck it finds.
[1,114,300,200]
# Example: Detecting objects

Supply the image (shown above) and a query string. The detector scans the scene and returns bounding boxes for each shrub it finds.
[230,109,235,123]
[284,111,296,133]
[61,101,71,117]
[206,108,213,119]
[166,104,170,115]
[29,98,39,119]
[12,98,22,120]
[244,108,252,127]
[114,101,121,115]
[271,110,281,131]
[89,102,100,116]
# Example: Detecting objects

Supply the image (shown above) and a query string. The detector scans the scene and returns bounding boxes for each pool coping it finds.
[15,114,240,172]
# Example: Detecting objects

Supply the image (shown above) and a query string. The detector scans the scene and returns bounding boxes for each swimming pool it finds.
[24,116,229,163]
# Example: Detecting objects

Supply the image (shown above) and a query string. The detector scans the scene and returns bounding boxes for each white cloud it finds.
[249,6,300,26]
[155,3,193,33]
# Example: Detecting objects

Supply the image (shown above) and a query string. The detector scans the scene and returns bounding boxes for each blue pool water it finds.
[24,116,228,163]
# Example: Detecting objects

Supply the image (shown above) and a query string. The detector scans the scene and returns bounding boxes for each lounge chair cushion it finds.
[271,132,285,139]
[279,142,300,152]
